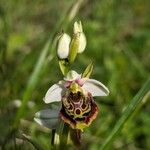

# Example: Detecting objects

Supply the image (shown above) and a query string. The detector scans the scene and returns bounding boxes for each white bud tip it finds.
[73,21,83,34]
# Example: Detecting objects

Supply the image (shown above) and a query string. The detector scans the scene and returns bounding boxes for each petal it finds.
[82,79,109,96]
[34,109,59,129]
[44,83,66,103]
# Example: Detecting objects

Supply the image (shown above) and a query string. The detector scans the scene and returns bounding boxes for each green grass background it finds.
[0,0,149,149]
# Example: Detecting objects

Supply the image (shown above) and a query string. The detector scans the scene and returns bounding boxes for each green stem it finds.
[53,121,70,150]
[51,129,56,146]
[59,124,70,149]
[58,59,70,76]
[70,129,82,147]
[100,77,150,150]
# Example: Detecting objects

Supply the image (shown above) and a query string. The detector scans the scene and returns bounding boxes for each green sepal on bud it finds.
[68,33,80,63]
[82,62,93,78]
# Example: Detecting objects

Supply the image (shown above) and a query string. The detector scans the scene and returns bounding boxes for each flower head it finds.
[44,70,109,131]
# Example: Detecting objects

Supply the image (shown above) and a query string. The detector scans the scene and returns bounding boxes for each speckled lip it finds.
[59,92,99,131]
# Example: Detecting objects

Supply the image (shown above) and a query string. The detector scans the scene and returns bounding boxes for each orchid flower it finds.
[34,21,109,134]
[41,70,109,131]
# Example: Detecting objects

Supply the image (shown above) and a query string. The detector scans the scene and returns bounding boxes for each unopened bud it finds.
[57,33,71,59]
[73,21,86,53]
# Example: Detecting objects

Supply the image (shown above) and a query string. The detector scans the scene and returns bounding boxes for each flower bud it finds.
[57,33,71,59]
[73,21,86,53]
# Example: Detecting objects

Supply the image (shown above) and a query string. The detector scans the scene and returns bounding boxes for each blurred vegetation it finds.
[0,0,149,149]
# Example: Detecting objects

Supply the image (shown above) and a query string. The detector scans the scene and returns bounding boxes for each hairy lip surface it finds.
[60,91,99,130]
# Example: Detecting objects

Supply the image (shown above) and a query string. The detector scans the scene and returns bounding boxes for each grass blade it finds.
[100,77,150,150]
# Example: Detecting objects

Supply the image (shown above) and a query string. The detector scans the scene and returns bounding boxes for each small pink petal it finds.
[64,81,72,88]
[75,79,85,86]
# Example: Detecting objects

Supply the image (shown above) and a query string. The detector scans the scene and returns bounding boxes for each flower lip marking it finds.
[60,92,98,131]
[75,109,81,115]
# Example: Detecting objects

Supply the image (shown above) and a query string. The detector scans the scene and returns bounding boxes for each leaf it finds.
[22,134,45,150]
[82,62,93,78]
[100,77,150,150]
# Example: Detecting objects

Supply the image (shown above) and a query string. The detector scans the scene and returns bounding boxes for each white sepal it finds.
[82,79,109,96]
[44,83,65,103]
[34,109,59,129]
